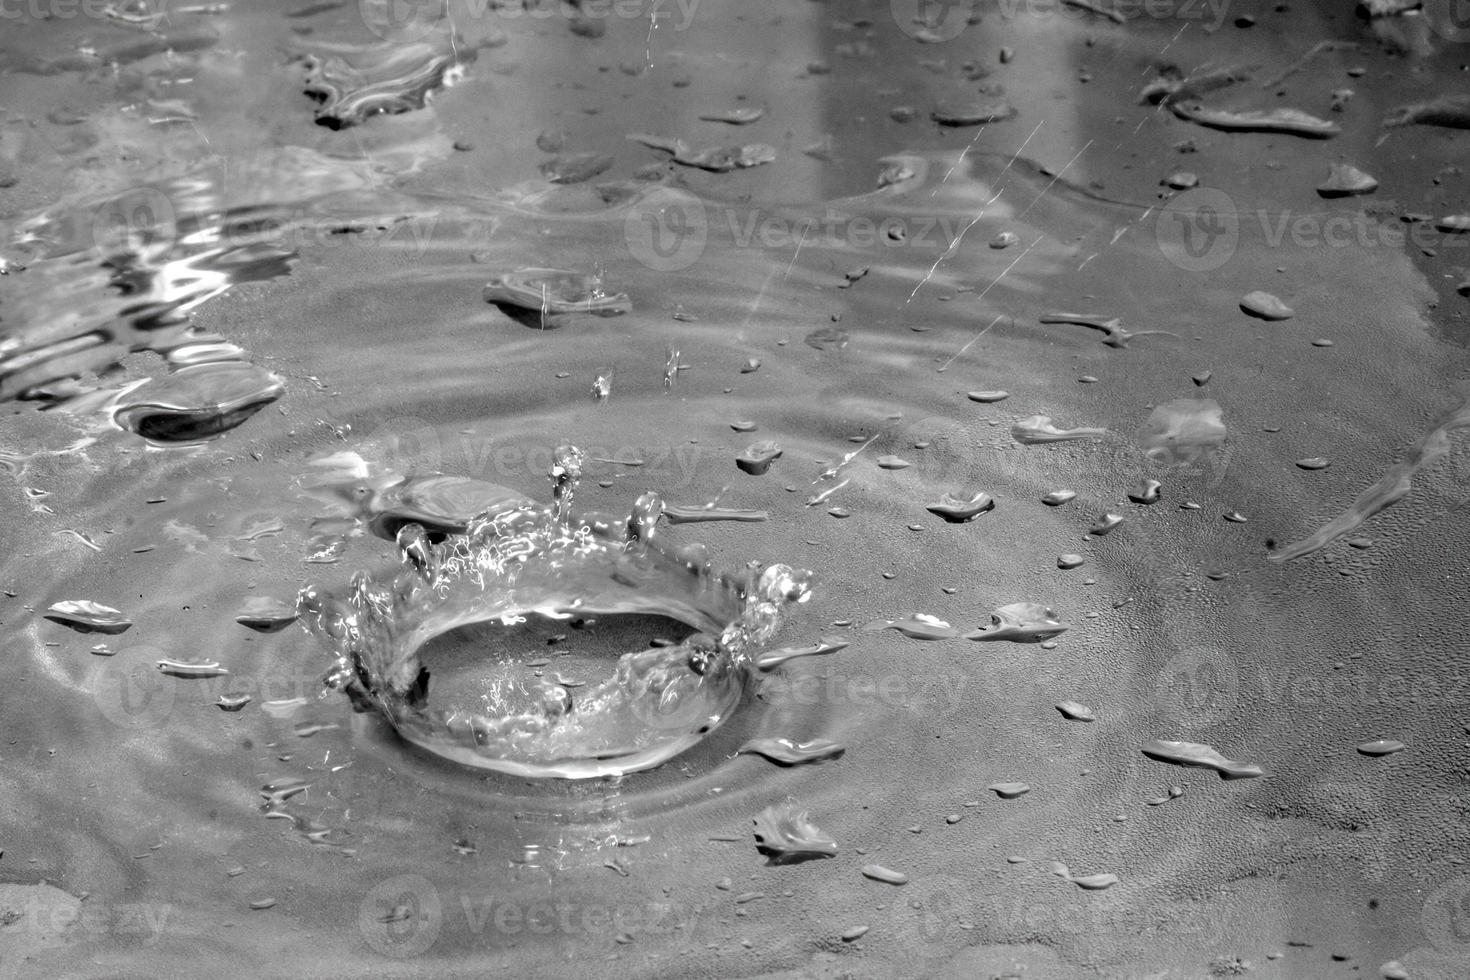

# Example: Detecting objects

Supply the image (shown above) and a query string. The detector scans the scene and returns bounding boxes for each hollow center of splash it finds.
[418,614,700,722]
[298,449,813,780]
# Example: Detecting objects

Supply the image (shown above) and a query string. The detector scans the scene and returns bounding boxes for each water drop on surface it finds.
[1356,739,1405,757]
[861,864,909,885]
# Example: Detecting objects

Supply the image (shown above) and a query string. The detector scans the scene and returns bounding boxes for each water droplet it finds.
[1240,291,1295,321]
[863,614,959,640]
[861,863,909,885]
[930,98,1016,126]
[1141,738,1265,779]
[216,694,252,711]
[738,738,846,766]
[1012,415,1107,444]
[1056,700,1096,722]
[753,803,838,863]
[877,455,911,470]
[1057,554,1086,570]
[968,389,1010,403]
[736,442,783,475]
[989,232,1018,249]
[1089,513,1124,536]
[44,600,132,634]
[926,491,995,522]
[1317,163,1377,198]
[1128,479,1162,505]
[968,602,1068,642]
[988,782,1031,799]
[234,597,297,632]
[1042,490,1076,506]
[1295,457,1329,470]
[157,659,229,679]
[1356,739,1405,757]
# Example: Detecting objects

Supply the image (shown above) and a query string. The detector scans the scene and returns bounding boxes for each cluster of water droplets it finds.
[297,445,813,779]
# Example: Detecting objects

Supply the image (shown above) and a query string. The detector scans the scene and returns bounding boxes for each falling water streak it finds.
[906,190,1003,302]
[806,477,850,507]
[814,433,879,484]
[1077,254,1097,271]
[937,313,1006,374]
[1150,23,1191,64]
[781,221,811,282]
[908,122,1043,302]
[741,267,780,332]
[1015,139,1093,222]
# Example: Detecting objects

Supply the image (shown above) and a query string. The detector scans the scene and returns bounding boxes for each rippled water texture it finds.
[2,0,1470,977]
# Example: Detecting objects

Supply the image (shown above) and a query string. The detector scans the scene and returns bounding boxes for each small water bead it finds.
[1056,700,1096,722]
[968,389,1010,403]
[861,864,909,885]
[930,97,1017,126]
[1240,290,1294,321]
[1296,457,1329,470]
[753,804,837,863]
[988,782,1030,799]
[1089,513,1124,536]
[1164,171,1199,190]
[1192,370,1212,386]
[44,600,132,634]
[1317,163,1377,198]
[1357,739,1405,756]
[216,694,252,711]
[1128,479,1162,505]
[730,420,757,432]
[735,442,783,475]
[1312,338,1335,347]
[1012,415,1107,444]
[1223,511,1248,523]
[827,507,851,519]
[737,737,846,765]
[157,659,229,679]
[741,358,761,373]
[1180,501,1201,511]
[841,926,870,941]
[989,232,1019,249]
[926,491,995,522]
[1078,375,1099,384]
[235,597,297,632]
[863,613,960,640]
[877,455,911,470]
[1042,490,1076,506]
[1057,554,1086,570]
